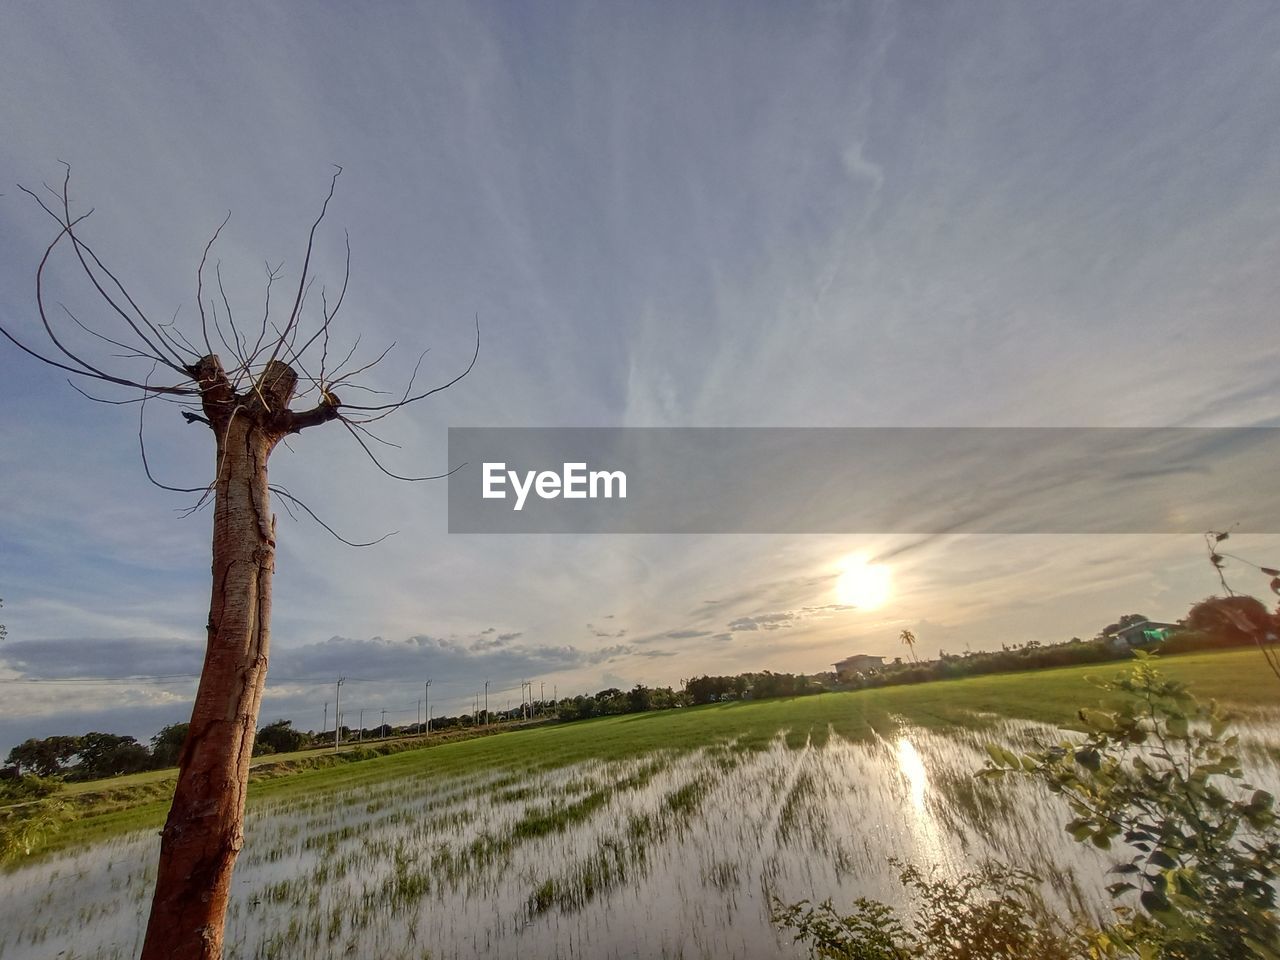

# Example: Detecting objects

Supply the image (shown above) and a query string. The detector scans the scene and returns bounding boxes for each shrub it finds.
[773,860,1087,959]
[776,657,1280,959]
[983,654,1280,959]
[0,773,62,804]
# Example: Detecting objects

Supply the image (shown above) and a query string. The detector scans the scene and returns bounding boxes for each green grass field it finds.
[14,647,1277,859]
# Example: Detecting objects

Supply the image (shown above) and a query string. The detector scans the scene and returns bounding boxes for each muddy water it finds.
[2,718,1277,960]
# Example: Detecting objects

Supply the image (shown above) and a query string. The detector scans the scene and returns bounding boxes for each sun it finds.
[834,555,892,610]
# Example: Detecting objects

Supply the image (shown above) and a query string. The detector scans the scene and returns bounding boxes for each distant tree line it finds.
[7,597,1265,789]
[553,685,683,720]
[5,723,190,780]
[845,597,1274,692]
[551,672,824,718]
[683,671,822,704]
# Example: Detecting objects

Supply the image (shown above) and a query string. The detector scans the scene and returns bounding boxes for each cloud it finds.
[587,622,628,638]
[0,636,203,678]
[728,612,796,632]
[271,634,634,682]
[725,602,857,634]
[5,2,1280,755]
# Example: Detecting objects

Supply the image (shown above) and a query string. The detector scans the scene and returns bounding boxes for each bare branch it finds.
[195,212,232,359]
[157,306,203,359]
[269,484,396,547]
[329,340,396,389]
[67,379,148,405]
[215,262,250,371]
[340,314,479,415]
[138,366,209,495]
[261,165,342,372]
[338,415,463,482]
[346,418,402,449]
[0,197,196,396]
[24,168,191,372]
[342,348,428,424]
[240,261,285,379]
[292,229,351,371]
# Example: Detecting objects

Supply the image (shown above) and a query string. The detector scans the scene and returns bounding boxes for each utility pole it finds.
[323,702,328,736]
[424,680,432,735]
[334,677,345,751]
[484,680,490,726]
[359,708,364,743]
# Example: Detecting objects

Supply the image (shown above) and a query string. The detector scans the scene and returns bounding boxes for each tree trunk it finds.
[140,410,277,960]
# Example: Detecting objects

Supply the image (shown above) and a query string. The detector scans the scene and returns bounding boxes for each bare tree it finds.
[1,165,476,959]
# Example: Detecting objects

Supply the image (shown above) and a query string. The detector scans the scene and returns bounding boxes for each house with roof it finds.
[1105,619,1179,650]
[833,654,885,680]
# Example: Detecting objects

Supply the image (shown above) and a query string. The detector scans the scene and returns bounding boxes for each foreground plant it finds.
[983,653,1280,959]
[772,860,1086,960]
[777,656,1280,959]
[0,800,66,866]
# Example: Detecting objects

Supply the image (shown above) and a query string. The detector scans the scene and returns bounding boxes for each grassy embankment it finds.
[12,647,1276,860]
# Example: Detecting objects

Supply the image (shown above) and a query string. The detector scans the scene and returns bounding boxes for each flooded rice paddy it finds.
[2,716,1278,959]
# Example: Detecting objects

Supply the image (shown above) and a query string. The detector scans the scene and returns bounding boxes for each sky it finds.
[2,1,1279,752]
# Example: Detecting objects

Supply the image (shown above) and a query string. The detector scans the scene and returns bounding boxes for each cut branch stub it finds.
[188,354,340,441]
[191,355,236,429]
[252,359,299,420]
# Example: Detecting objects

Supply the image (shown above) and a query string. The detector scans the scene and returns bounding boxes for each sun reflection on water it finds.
[896,737,929,812]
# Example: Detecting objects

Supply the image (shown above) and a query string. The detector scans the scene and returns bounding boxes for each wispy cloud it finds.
[3,2,1280,750]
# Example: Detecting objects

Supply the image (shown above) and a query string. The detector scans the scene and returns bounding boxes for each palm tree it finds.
[900,628,918,663]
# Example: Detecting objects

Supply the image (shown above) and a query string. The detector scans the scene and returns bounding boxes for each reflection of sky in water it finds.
[0,717,1276,960]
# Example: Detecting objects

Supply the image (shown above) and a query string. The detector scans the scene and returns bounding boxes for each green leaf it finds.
[1079,709,1116,733]
[983,743,1010,767]
[1074,748,1101,771]
[1140,889,1172,915]
[1066,818,1093,842]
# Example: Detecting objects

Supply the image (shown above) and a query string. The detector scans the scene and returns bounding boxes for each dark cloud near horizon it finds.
[0,632,652,754]
[0,636,204,678]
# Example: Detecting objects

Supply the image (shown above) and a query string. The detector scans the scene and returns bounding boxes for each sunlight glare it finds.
[834,555,892,610]
[896,737,928,812]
